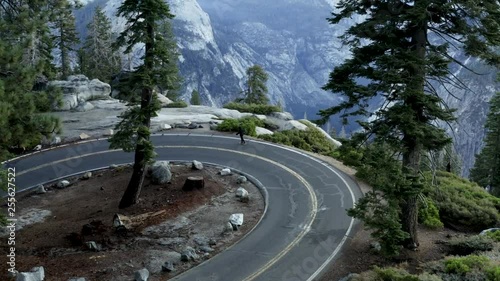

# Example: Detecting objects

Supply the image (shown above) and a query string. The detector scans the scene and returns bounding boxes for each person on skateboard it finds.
[236,126,246,144]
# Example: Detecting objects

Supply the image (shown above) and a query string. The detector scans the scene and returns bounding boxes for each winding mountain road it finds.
[4,133,362,281]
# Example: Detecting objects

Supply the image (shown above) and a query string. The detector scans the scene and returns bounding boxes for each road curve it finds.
[4,133,362,281]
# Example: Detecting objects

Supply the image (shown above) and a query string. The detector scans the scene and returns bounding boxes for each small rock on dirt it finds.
[224,222,234,232]
[82,172,92,180]
[35,184,46,194]
[199,246,214,253]
[134,268,149,281]
[79,133,90,140]
[220,168,231,176]
[180,246,199,262]
[56,180,70,189]
[16,266,44,281]
[236,176,247,184]
[85,241,100,251]
[192,160,203,170]
[236,187,248,198]
[229,213,244,230]
[68,278,87,281]
[162,261,175,272]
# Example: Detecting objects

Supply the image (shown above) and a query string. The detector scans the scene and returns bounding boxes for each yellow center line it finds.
[18,145,318,280]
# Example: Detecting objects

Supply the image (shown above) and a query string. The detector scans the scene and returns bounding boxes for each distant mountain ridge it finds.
[74,0,499,177]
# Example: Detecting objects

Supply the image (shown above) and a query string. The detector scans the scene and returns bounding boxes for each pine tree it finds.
[109,0,175,209]
[156,18,182,101]
[471,90,500,196]
[319,0,500,251]
[0,1,61,161]
[190,89,201,105]
[245,65,269,104]
[80,6,121,83]
[50,0,80,79]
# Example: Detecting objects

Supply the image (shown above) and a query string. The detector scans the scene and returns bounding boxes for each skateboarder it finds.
[236,126,246,144]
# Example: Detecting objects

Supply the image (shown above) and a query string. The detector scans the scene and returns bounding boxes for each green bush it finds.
[485,230,500,242]
[446,235,494,256]
[374,267,420,281]
[166,101,188,108]
[223,102,282,115]
[444,255,490,274]
[31,86,63,112]
[487,266,500,281]
[216,116,263,137]
[419,198,444,229]
[258,122,337,156]
[352,267,442,281]
[424,171,500,231]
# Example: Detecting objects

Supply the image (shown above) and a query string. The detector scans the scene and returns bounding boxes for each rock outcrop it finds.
[49,75,111,111]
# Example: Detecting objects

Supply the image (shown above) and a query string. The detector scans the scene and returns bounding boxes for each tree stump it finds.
[183,176,205,191]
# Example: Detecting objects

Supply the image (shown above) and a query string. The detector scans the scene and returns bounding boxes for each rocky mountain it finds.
[74,0,499,177]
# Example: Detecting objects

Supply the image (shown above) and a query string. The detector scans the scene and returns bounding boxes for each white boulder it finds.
[16,266,44,281]
[270,111,293,120]
[192,160,203,170]
[50,75,111,111]
[229,213,244,229]
[151,161,172,184]
[282,120,308,131]
[299,119,342,147]
[134,268,149,281]
[220,168,231,176]
[255,127,273,136]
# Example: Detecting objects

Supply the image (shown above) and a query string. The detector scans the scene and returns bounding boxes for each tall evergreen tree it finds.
[319,0,500,251]
[190,89,201,105]
[80,6,121,82]
[245,65,269,104]
[109,0,175,209]
[470,90,500,196]
[156,18,182,101]
[0,1,61,161]
[50,0,79,79]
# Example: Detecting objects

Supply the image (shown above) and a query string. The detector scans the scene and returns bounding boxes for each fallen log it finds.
[113,210,166,231]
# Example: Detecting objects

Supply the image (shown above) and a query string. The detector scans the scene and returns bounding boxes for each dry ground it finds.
[0,163,264,280]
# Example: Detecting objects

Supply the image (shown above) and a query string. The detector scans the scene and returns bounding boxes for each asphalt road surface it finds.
[4,133,362,281]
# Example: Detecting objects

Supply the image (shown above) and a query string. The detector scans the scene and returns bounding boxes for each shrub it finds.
[216,116,263,137]
[258,123,337,156]
[223,102,282,115]
[486,266,500,281]
[166,101,188,108]
[419,198,444,229]
[424,171,500,231]
[446,235,494,256]
[444,255,490,274]
[31,86,63,112]
[374,266,420,281]
[485,230,500,242]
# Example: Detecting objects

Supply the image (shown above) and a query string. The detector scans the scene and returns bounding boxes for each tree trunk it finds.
[119,16,155,209]
[400,3,428,249]
[401,137,422,249]
[60,25,67,79]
